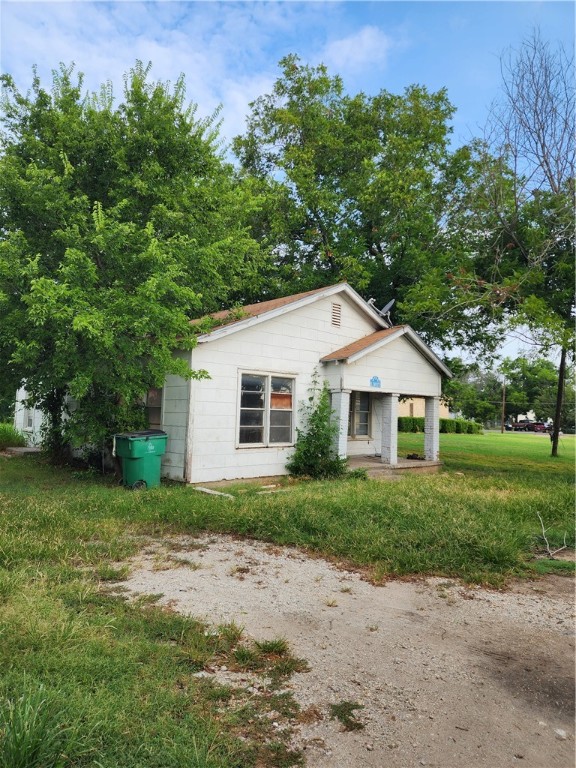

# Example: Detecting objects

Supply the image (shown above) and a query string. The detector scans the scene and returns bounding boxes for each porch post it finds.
[381,393,399,465]
[330,389,351,458]
[424,396,440,461]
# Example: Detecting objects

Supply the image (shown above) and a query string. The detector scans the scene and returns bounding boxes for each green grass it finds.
[0,423,26,450]
[0,432,574,765]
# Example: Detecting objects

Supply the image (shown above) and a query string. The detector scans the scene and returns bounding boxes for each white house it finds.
[13,388,44,445]
[14,283,452,482]
[155,283,451,483]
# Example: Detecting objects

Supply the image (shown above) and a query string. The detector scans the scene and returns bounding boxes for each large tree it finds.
[0,63,264,456]
[232,54,471,337]
[407,32,574,454]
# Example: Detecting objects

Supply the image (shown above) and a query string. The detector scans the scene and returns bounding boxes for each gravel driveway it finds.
[121,534,575,768]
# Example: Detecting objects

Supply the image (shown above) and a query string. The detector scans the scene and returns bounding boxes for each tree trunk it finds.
[42,387,70,464]
[551,346,567,457]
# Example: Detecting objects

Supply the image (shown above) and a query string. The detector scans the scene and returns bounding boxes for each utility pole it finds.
[500,380,506,433]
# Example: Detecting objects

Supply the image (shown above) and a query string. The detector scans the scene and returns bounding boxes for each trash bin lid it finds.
[115,429,167,439]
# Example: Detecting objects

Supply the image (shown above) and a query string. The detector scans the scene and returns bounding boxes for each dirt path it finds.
[122,534,575,768]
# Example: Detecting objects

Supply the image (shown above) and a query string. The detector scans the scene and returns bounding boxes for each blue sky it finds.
[1,1,573,151]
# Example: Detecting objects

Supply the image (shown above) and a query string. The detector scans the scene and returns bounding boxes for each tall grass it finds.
[0,423,26,450]
[0,683,95,768]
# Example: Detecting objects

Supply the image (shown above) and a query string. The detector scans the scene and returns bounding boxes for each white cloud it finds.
[0,1,329,144]
[321,25,395,75]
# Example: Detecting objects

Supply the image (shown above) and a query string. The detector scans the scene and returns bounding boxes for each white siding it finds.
[186,294,378,483]
[159,351,191,481]
[330,336,441,397]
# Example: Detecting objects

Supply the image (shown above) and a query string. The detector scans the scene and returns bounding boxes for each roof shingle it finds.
[192,284,345,331]
[320,327,406,361]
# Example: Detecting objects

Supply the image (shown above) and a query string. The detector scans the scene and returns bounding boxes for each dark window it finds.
[348,392,371,438]
[239,374,294,445]
[146,388,163,430]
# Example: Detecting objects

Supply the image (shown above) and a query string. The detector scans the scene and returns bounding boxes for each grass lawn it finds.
[0,431,574,766]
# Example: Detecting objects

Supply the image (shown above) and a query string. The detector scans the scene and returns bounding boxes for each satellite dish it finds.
[379,299,395,317]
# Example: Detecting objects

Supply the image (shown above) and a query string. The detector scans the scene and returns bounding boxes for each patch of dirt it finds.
[121,535,575,768]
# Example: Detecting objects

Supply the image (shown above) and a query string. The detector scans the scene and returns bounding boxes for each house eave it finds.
[196,283,390,343]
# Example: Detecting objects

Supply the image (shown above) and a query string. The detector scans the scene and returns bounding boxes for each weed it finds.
[0,683,97,768]
[0,423,26,451]
[328,700,365,731]
[255,638,289,656]
[96,563,130,582]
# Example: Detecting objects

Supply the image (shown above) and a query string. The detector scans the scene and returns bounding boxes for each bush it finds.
[439,418,482,434]
[287,381,348,479]
[398,417,424,433]
[0,424,26,451]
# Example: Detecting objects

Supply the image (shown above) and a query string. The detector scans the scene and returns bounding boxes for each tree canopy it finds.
[0,63,264,454]
[233,54,474,345]
[443,356,573,429]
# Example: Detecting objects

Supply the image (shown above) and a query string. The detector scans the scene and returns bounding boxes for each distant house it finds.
[14,283,452,483]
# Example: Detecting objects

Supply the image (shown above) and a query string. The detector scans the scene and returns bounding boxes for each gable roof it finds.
[321,325,453,378]
[195,282,390,342]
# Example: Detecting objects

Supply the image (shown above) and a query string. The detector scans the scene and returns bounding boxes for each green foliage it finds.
[328,701,365,731]
[286,380,347,479]
[443,356,573,429]
[0,63,265,457]
[440,417,456,434]
[397,416,425,433]
[0,423,26,450]
[398,416,482,434]
[233,54,471,332]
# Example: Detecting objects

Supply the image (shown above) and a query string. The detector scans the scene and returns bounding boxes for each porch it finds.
[331,390,441,468]
[347,454,442,479]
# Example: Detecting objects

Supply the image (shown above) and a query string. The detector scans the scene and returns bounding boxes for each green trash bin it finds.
[114,430,167,489]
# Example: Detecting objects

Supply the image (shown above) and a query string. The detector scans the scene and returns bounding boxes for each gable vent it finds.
[331,302,342,327]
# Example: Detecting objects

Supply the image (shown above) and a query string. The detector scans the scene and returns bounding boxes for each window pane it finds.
[270,426,291,443]
[242,374,265,392]
[241,392,265,408]
[239,426,264,443]
[270,410,291,427]
[356,415,369,436]
[271,377,293,393]
[240,410,264,427]
[357,392,370,412]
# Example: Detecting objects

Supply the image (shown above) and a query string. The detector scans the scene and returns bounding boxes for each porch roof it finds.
[320,326,452,378]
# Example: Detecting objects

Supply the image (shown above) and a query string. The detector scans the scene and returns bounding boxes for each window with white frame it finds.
[348,392,371,438]
[239,373,294,445]
[23,407,34,430]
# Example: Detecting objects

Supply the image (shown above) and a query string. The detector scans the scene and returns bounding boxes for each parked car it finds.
[510,420,532,431]
[530,422,548,432]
